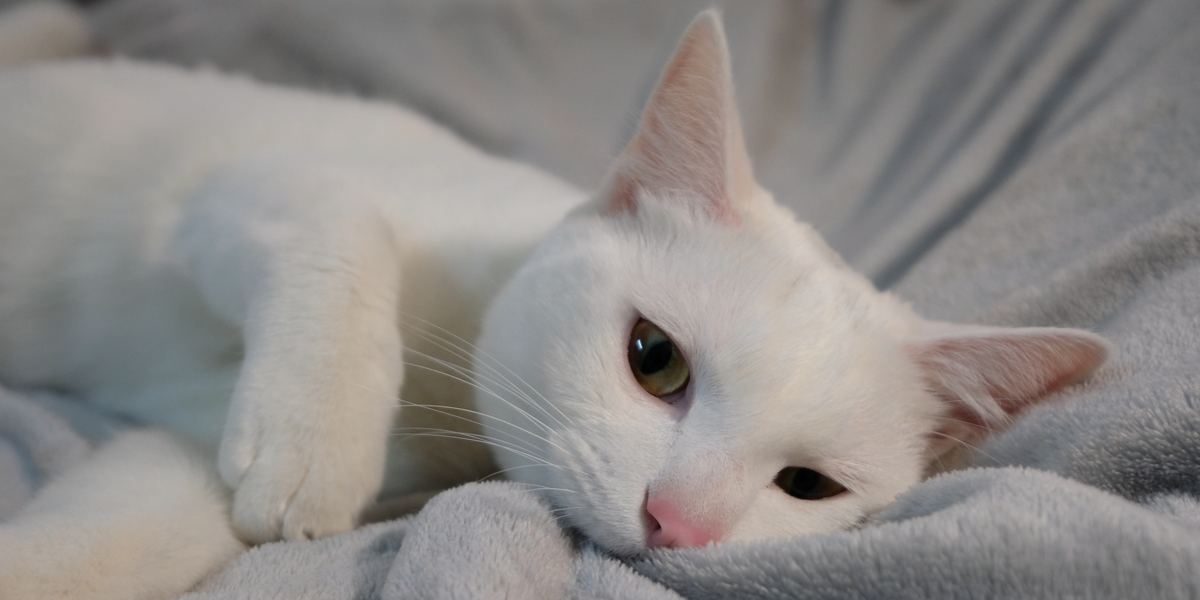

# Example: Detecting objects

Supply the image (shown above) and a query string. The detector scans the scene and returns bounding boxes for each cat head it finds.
[474,10,1109,555]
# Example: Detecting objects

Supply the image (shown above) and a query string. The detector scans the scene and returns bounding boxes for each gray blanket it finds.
[3,0,1199,597]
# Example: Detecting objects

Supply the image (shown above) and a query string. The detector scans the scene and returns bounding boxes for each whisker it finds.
[478,462,560,482]
[395,400,545,459]
[401,313,577,430]
[402,328,547,414]
[503,481,579,495]
[392,428,559,469]
[392,427,586,477]
[404,340,573,441]
[403,327,547,419]
[396,397,568,456]
[402,361,558,441]
[345,379,396,402]
[513,486,580,497]
[547,506,584,526]
[342,379,553,458]
[402,346,559,434]
[930,415,994,433]
[928,430,1001,464]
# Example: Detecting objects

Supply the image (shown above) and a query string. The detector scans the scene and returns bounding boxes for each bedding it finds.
[3,0,1199,597]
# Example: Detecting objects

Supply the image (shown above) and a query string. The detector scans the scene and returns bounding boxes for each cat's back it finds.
[0,59,448,149]
[0,58,583,281]
[0,59,583,425]
[0,59,580,218]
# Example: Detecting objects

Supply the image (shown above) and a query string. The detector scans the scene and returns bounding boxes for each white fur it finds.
[0,44,578,598]
[473,11,1110,554]
[0,431,243,600]
[0,6,1109,597]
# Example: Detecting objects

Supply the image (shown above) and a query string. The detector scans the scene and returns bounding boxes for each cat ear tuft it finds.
[603,9,755,223]
[908,323,1111,460]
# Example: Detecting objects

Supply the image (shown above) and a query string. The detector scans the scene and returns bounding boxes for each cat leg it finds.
[0,430,244,600]
[174,166,405,543]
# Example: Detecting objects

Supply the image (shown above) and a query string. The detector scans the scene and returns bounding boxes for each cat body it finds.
[0,59,580,495]
[0,57,583,598]
[0,7,1110,599]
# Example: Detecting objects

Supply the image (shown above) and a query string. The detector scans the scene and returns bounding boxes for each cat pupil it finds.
[627,319,690,398]
[775,467,847,501]
[792,469,818,490]
[640,342,672,374]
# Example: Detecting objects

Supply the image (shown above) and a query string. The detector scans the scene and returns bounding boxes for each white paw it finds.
[218,400,389,544]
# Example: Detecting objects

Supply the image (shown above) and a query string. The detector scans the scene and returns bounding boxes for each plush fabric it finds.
[179,483,681,600]
[2,0,1198,597]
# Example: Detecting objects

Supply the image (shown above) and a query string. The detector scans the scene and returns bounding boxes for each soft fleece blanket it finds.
[3,0,1200,597]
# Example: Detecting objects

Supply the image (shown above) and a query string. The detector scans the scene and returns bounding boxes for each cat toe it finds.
[279,464,368,541]
[228,453,307,544]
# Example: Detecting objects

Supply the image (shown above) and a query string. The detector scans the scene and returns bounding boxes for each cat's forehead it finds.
[615,202,904,374]
[616,202,871,338]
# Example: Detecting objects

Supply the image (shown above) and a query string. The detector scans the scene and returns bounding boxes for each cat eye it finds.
[627,319,690,398]
[774,467,847,500]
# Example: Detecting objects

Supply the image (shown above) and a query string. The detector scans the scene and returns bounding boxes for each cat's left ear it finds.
[603,9,756,222]
[907,322,1112,460]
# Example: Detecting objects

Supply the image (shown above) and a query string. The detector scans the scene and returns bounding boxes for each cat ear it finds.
[604,9,755,222]
[908,322,1111,460]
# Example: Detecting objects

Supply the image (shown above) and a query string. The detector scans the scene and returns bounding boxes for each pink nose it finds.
[644,495,720,549]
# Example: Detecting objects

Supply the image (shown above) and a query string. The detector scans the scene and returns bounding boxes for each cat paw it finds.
[218,413,387,544]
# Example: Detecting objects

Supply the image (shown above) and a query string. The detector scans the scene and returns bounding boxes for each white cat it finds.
[0,5,1109,598]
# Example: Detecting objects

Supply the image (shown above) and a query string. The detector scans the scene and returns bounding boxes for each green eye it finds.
[774,467,848,501]
[627,319,690,398]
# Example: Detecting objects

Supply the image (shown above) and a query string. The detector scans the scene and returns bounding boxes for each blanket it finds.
[3,0,1199,597]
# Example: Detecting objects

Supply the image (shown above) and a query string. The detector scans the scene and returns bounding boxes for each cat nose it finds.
[644,495,720,549]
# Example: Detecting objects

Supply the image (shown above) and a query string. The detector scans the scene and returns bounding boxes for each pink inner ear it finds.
[912,327,1110,462]
[601,9,752,224]
[920,333,1108,406]
[608,172,638,216]
[914,326,1110,427]
[607,169,742,225]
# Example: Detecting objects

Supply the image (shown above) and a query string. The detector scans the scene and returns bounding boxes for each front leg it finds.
[176,167,404,543]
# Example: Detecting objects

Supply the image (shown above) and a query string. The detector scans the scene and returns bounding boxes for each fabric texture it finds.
[2,0,1198,597]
